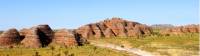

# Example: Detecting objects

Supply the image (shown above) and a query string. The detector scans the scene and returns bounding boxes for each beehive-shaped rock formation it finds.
[20,24,54,48]
[160,24,199,35]
[20,28,42,48]
[76,18,152,38]
[0,28,21,48]
[0,18,153,48]
[53,29,77,46]
[36,25,54,47]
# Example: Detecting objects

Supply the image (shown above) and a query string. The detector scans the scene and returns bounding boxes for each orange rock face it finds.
[76,25,94,39]
[0,18,153,48]
[20,28,42,48]
[20,24,54,48]
[53,29,77,46]
[104,28,115,38]
[160,24,199,35]
[76,18,152,38]
[127,25,142,37]
[0,28,21,48]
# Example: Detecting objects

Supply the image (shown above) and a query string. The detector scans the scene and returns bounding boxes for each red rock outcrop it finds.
[76,17,152,38]
[36,24,54,47]
[91,24,104,38]
[160,24,199,35]
[53,29,77,46]
[0,28,21,48]
[20,28,42,48]
[19,28,29,36]
[0,18,153,48]
[104,28,115,38]
[127,25,142,37]
[20,24,54,48]
[185,24,199,33]
[76,25,94,39]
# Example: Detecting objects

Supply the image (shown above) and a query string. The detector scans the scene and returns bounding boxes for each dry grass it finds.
[0,44,129,56]
[90,33,199,56]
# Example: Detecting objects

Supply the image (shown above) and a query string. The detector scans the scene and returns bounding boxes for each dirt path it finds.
[89,41,155,56]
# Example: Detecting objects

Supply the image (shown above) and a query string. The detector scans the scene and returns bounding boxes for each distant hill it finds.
[150,24,174,30]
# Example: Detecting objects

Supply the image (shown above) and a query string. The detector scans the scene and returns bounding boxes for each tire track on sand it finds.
[89,41,155,56]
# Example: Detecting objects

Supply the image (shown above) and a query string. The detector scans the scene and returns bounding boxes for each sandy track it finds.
[89,41,155,56]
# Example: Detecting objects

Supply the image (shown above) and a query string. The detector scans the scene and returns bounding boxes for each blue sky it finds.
[0,0,198,30]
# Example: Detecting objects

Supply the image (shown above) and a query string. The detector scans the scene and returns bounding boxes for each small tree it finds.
[64,51,69,56]
[34,51,40,56]
[50,46,55,56]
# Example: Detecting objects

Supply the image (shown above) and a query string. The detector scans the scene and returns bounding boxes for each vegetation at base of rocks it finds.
[0,44,129,56]
[89,33,199,56]
[0,31,3,34]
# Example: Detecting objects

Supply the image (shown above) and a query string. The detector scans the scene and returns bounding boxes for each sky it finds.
[0,0,198,30]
